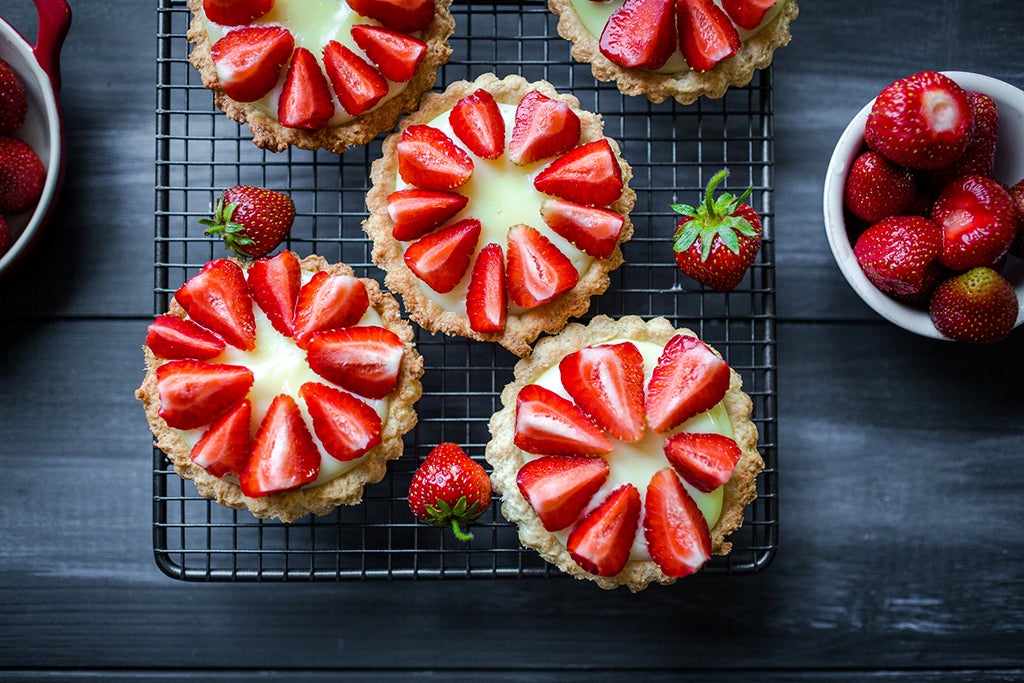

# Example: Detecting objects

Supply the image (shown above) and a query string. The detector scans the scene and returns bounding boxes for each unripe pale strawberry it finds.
[929,267,1018,343]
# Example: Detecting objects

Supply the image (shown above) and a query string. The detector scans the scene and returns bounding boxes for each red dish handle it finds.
[32,0,72,92]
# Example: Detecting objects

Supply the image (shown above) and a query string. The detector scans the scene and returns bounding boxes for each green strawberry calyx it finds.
[200,198,258,260]
[671,168,756,262]
[423,495,482,541]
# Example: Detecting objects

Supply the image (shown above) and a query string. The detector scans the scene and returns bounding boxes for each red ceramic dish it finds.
[0,0,71,277]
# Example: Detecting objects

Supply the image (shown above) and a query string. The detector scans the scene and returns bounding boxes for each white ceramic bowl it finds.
[823,71,1024,339]
[0,2,70,277]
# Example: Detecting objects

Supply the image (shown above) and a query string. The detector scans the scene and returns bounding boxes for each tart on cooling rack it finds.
[137,252,423,522]
[486,315,762,591]
[363,72,636,357]
[186,0,455,153]
[549,0,798,104]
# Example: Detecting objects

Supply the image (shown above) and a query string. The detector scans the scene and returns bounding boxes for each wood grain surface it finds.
[1,0,1022,679]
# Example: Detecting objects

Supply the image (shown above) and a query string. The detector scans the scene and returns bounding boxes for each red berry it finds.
[599,0,676,71]
[0,135,45,214]
[853,215,944,303]
[201,185,296,260]
[408,443,492,540]
[929,267,1018,344]
[931,174,1016,271]
[843,150,917,224]
[0,59,28,133]
[864,71,973,170]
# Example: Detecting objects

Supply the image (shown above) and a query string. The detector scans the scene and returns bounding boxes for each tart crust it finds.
[136,254,424,523]
[549,0,798,105]
[485,315,762,591]
[186,0,456,153]
[363,72,636,357]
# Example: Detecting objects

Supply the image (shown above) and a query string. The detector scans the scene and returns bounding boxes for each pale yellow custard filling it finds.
[527,339,733,562]
[395,102,597,316]
[203,0,412,126]
[176,271,388,488]
[570,0,784,74]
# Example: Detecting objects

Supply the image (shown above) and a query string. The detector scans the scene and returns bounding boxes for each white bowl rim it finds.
[0,16,63,276]
[823,70,1024,340]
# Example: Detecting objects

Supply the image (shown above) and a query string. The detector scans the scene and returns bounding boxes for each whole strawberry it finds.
[1007,178,1024,258]
[0,59,27,133]
[0,215,11,257]
[930,174,1016,271]
[201,185,296,260]
[843,150,917,224]
[408,442,491,540]
[0,135,45,214]
[853,215,943,303]
[864,71,973,170]
[929,267,1018,343]
[672,168,762,292]
[925,91,999,191]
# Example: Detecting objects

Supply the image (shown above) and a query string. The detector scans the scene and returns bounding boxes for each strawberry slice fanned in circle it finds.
[510,332,744,579]
[150,254,411,499]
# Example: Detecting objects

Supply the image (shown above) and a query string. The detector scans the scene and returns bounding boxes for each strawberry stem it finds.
[450,519,473,541]
[671,167,756,261]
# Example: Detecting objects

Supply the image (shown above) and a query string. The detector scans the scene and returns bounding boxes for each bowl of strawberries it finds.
[0,1,71,277]
[824,70,1024,343]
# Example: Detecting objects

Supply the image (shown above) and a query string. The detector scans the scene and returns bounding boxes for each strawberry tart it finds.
[186,0,455,153]
[136,252,424,522]
[363,73,636,357]
[549,0,798,104]
[486,315,762,591]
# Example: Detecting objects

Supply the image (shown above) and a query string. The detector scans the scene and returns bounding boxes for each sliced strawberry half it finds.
[721,0,777,30]
[350,24,427,83]
[306,326,404,400]
[508,91,581,166]
[247,251,302,337]
[403,218,481,294]
[323,40,389,117]
[514,384,614,457]
[278,46,335,130]
[300,382,383,462]
[210,26,294,103]
[677,0,741,73]
[190,399,252,478]
[533,139,623,207]
[387,188,469,241]
[540,197,625,259]
[560,342,646,443]
[643,468,712,578]
[598,0,676,70]
[566,484,641,577]
[645,334,730,434]
[174,259,256,351]
[292,271,371,348]
[506,224,579,309]
[516,455,610,532]
[346,0,435,33]
[663,431,741,493]
[238,394,320,498]
[466,242,507,334]
[203,0,273,26]
[156,360,254,430]
[397,125,475,190]
[450,89,506,160]
[146,314,226,361]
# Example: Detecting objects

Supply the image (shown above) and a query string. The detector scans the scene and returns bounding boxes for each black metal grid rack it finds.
[153,0,778,581]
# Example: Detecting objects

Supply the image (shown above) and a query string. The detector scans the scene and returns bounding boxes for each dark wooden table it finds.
[2,1,1023,679]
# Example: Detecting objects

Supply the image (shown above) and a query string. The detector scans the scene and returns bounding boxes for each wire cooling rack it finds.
[153,0,778,581]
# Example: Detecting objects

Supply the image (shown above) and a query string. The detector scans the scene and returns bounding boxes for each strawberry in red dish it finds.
[365,73,636,357]
[486,315,762,591]
[547,0,798,105]
[187,0,455,152]
[137,252,423,522]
